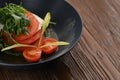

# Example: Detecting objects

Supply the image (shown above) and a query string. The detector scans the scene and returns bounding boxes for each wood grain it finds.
[1,0,120,80]
[67,0,120,79]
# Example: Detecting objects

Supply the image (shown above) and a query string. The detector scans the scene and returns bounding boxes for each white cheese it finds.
[32,14,43,30]
[0,24,3,31]
[0,14,43,31]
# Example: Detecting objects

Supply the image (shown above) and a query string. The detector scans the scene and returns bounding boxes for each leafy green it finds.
[0,3,30,49]
[0,3,30,36]
[0,36,5,49]
[4,50,22,56]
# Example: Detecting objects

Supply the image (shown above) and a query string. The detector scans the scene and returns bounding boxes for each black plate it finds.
[0,0,82,67]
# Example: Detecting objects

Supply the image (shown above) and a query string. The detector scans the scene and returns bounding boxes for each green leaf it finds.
[0,3,30,37]
[0,3,31,49]
[4,50,22,56]
[40,41,69,48]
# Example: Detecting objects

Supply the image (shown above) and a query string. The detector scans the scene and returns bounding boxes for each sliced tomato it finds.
[17,30,42,45]
[33,35,45,47]
[13,11,39,41]
[23,47,42,62]
[41,38,58,54]
[13,30,43,51]
[2,11,40,44]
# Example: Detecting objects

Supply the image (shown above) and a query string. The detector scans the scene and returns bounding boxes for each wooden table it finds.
[1,0,120,79]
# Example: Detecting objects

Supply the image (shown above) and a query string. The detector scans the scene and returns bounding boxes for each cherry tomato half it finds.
[41,38,58,54]
[23,47,42,62]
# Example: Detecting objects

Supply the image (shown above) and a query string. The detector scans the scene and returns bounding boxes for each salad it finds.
[0,3,69,62]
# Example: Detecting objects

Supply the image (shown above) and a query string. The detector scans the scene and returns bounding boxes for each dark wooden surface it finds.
[1,0,120,80]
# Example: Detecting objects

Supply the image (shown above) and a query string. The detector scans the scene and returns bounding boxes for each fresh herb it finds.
[0,3,30,49]
[4,50,22,56]
[0,36,5,49]
[0,3,30,36]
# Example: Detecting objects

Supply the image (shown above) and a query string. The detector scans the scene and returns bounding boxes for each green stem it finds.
[7,32,18,44]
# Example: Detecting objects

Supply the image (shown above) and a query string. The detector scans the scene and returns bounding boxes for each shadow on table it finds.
[0,59,73,80]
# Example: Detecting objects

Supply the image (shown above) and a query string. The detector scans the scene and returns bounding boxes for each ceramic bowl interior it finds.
[0,0,82,67]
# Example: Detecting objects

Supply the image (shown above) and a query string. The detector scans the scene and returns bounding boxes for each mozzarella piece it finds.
[0,14,43,31]
[32,14,43,30]
[0,24,3,31]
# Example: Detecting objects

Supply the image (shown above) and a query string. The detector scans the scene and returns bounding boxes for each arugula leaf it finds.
[4,50,22,56]
[0,3,30,49]
[0,3,30,36]
[0,35,7,49]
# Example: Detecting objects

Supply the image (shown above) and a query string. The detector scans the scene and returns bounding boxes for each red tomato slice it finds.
[23,47,42,62]
[13,30,42,51]
[33,35,45,47]
[13,11,39,41]
[17,30,42,45]
[41,38,58,54]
